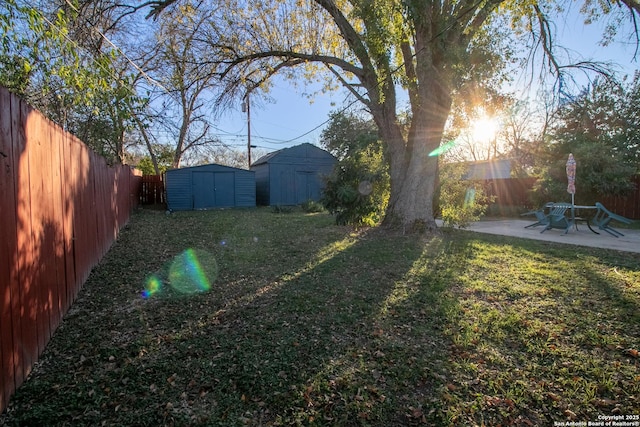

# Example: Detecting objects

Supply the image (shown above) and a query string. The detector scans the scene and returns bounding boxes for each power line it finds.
[254,0,488,144]
[39,3,355,149]
[35,0,488,155]
[33,5,249,155]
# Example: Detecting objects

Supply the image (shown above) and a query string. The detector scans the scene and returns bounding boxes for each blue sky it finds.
[215,9,639,155]
[215,77,346,153]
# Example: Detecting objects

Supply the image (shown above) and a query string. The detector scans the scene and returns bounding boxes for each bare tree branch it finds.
[533,4,561,78]
[619,0,640,59]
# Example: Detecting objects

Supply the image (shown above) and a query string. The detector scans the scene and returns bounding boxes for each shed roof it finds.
[166,163,251,174]
[251,143,335,166]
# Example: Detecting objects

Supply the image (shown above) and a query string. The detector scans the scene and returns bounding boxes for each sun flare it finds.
[471,115,499,142]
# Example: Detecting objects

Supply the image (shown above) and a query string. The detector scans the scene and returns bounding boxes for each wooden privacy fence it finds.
[600,175,640,220]
[0,87,142,413]
[481,177,538,209]
[479,176,640,219]
[139,174,165,205]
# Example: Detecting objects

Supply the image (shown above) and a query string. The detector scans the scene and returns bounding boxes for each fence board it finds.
[53,125,68,317]
[96,154,109,258]
[482,178,537,208]
[8,91,24,401]
[108,167,119,243]
[0,86,141,414]
[16,98,38,379]
[27,106,53,355]
[0,86,18,411]
[75,140,94,283]
[60,130,77,314]
[50,124,65,330]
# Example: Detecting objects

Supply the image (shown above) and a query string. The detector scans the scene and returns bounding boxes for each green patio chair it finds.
[592,202,633,237]
[540,203,574,235]
[522,202,555,228]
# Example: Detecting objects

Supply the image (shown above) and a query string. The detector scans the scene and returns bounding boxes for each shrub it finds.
[322,146,389,227]
[438,162,493,228]
[300,199,325,213]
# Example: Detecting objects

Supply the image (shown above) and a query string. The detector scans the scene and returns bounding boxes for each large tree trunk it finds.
[383,144,441,232]
[380,65,452,232]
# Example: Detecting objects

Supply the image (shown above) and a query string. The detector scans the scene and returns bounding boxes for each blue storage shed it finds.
[251,143,337,205]
[165,164,255,211]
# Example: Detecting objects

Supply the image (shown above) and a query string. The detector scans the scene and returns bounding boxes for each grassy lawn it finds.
[2,208,639,426]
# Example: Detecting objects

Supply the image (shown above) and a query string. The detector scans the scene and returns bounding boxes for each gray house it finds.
[165,164,255,211]
[251,143,337,205]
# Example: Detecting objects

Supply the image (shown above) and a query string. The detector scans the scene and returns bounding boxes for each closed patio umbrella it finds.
[566,153,576,206]
[566,153,577,222]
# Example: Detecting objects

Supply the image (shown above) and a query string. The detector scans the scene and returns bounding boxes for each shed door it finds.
[214,172,235,207]
[192,171,235,208]
[279,170,296,205]
[295,171,320,203]
[193,172,215,209]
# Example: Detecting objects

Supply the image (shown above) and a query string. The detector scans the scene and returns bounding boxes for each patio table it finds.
[523,203,622,236]
[569,205,600,234]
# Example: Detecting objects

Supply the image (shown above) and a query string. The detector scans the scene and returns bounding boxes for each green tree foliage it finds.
[320,112,388,226]
[321,111,379,160]
[146,0,640,231]
[0,0,140,164]
[532,75,640,205]
[135,144,174,175]
[322,146,389,226]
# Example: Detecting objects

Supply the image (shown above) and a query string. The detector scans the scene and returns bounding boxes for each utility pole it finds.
[243,91,252,168]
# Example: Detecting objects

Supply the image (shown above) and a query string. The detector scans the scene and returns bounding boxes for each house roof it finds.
[464,159,512,180]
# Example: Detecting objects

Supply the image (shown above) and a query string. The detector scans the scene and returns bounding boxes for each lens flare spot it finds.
[358,180,373,196]
[168,249,217,294]
[142,276,162,299]
[428,140,457,157]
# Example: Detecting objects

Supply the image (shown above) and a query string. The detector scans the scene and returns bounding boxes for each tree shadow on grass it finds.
[432,232,640,426]
[12,213,639,426]
[192,231,476,426]
[164,229,475,426]
[572,254,640,323]
[1,211,477,426]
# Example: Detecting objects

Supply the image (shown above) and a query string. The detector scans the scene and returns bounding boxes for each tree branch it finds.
[533,4,562,78]
[145,0,179,20]
[619,0,640,60]
[216,49,364,81]
[312,0,370,66]
[400,40,418,108]
[533,4,616,97]
[325,64,370,108]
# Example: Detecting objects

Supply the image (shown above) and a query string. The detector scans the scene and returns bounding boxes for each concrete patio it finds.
[442,218,640,254]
